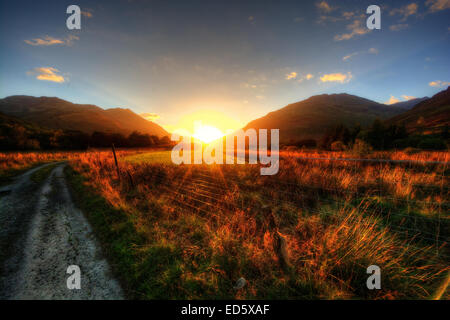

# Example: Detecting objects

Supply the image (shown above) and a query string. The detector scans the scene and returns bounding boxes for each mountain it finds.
[244,93,406,143]
[387,87,450,133]
[0,95,168,137]
[0,111,53,133]
[389,97,429,111]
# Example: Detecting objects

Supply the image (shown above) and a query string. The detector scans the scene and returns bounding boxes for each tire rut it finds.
[0,163,123,300]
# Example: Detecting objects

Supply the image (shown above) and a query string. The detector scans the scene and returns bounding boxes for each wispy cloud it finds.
[316,1,334,13]
[343,48,378,61]
[429,80,450,87]
[24,35,79,46]
[386,94,417,104]
[297,73,315,83]
[342,11,355,20]
[342,52,359,61]
[385,95,400,104]
[320,72,352,83]
[390,3,418,22]
[334,19,370,41]
[81,9,94,18]
[425,0,450,13]
[140,113,160,121]
[27,67,66,83]
[285,71,298,80]
[316,7,358,25]
[390,23,409,31]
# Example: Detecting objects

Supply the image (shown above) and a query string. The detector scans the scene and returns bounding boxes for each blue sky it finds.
[0,0,449,131]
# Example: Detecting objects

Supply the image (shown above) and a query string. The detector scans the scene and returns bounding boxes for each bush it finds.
[296,139,317,148]
[403,147,420,155]
[330,141,346,151]
[352,139,372,156]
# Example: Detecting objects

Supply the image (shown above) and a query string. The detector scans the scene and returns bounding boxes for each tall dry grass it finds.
[66,150,449,299]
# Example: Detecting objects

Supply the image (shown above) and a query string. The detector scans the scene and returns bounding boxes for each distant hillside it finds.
[389,97,429,111]
[0,96,168,137]
[244,93,406,143]
[388,87,450,134]
[0,111,57,136]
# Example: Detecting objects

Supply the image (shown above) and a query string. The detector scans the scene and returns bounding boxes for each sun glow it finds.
[170,109,243,143]
[192,124,224,143]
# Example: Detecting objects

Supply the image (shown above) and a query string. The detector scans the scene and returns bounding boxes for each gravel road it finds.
[0,163,123,299]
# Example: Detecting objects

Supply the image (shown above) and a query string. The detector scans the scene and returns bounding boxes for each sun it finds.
[192,124,224,143]
[170,109,243,143]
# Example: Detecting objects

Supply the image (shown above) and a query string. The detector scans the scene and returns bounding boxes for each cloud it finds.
[385,95,401,105]
[285,72,298,80]
[317,9,359,24]
[81,10,94,18]
[343,48,378,61]
[316,1,333,13]
[25,36,64,46]
[64,35,79,46]
[343,52,359,61]
[429,80,450,87]
[386,95,417,104]
[320,72,352,83]
[297,73,315,83]
[27,67,65,83]
[140,113,160,121]
[24,35,79,46]
[293,17,304,23]
[425,0,450,13]
[390,23,409,31]
[342,11,355,20]
[334,19,370,41]
[390,3,418,21]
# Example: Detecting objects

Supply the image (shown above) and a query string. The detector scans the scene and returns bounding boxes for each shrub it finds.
[330,141,346,151]
[403,147,420,155]
[352,139,373,156]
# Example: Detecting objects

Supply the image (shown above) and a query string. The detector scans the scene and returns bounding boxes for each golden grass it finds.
[1,149,447,299]
[61,149,449,299]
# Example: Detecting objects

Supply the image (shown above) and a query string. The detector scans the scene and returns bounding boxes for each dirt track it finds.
[0,163,123,300]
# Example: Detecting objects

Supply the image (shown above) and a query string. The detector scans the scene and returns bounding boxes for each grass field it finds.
[1,149,449,299]
[67,149,449,299]
[124,150,173,164]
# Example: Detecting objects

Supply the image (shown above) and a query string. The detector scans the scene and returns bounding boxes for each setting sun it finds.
[170,109,242,143]
[192,124,224,143]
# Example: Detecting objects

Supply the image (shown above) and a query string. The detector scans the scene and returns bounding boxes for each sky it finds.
[0,0,449,134]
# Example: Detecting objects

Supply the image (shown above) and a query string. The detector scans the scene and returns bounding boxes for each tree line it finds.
[289,120,448,151]
[0,122,171,150]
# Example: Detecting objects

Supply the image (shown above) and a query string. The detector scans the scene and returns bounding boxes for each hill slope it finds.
[244,93,405,143]
[387,87,450,133]
[0,96,168,137]
[389,97,429,111]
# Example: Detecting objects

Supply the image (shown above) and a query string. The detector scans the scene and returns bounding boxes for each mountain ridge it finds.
[244,92,407,143]
[387,87,450,133]
[0,95,168,137]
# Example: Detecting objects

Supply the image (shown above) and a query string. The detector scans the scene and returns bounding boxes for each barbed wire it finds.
[139,171,450,244]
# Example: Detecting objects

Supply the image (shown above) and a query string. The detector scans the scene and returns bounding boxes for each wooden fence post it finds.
[111,143,120,181]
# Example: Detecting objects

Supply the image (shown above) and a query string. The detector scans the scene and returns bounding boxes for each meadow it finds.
[1,149,449,299]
